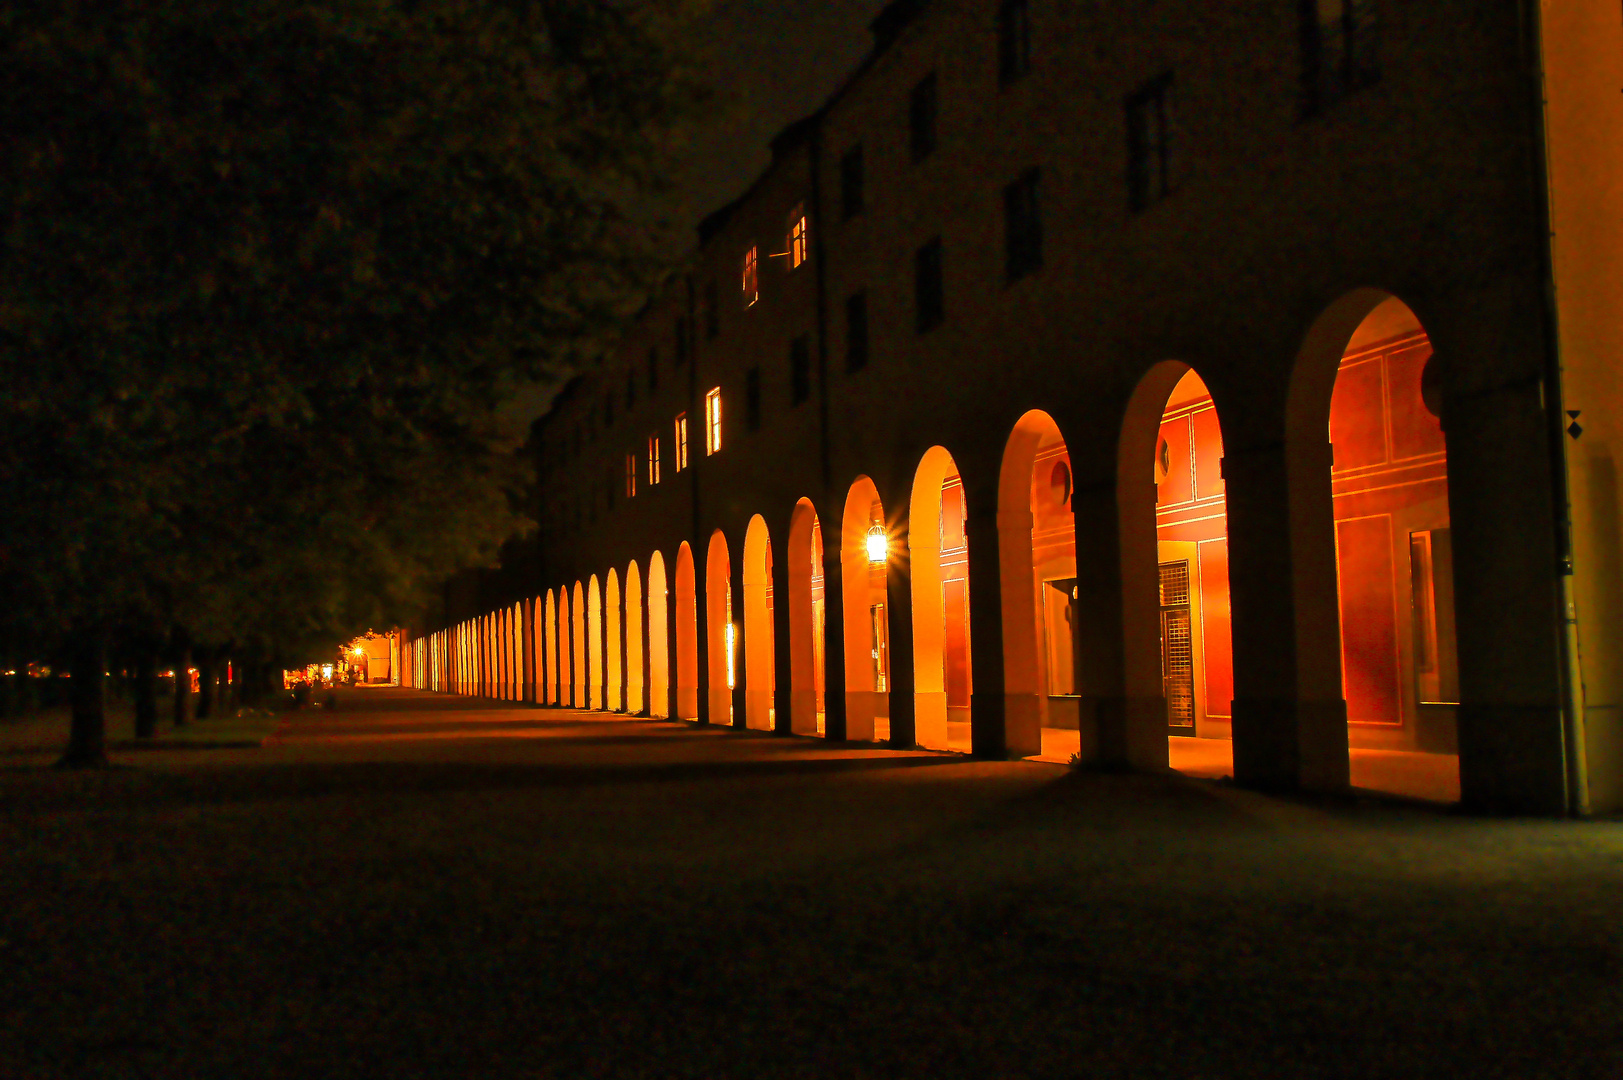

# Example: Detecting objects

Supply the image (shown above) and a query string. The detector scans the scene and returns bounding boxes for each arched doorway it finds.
[1289,294,1460,802]
[572,581,586,708]
[706,530,735,726]
[588,575,604,710]
[674,542,699,719]
[626,561,644,715]
[999,410,1080,760]
[648,551,670,718]
[1117,363,1235,773]
[606,569,623,712]
[910,447,973,752]
[544,590,557,704]
[787,498,827,735]
[842,477,889,743]
[743,515,775,731]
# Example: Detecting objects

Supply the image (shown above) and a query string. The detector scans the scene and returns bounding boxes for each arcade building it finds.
[401,1,1623,816]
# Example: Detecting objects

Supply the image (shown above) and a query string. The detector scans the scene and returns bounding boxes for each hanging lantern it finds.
[865,523,888,565]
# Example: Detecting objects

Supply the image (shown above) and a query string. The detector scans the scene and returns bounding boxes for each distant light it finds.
[865,524,888,565]
[725,623,737,689]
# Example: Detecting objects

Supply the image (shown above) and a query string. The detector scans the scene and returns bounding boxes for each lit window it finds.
[675,413,689,472]
[625,453,637,498]
[705,387,722,455]
[741,246,758,307]
[648,434,661,485]
[788,207,808,269]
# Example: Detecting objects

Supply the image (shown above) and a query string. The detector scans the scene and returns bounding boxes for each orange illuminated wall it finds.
[1155,371,1233,733]
[939,476,971,712]
[1329,326,1455,737]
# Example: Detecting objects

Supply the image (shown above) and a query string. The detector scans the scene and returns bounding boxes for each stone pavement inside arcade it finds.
[0,687,1616,1077]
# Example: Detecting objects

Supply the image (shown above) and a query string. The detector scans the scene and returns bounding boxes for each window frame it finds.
[741,246,759,308]
[788,206,809,270]
[1126,71,1175,214]
[674,413,689,472]
[648,433,661,485]
[625,452,637,499]
[704,388,723,455]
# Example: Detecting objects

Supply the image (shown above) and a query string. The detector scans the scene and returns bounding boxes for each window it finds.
[606,466,614,510]
[648,434,661,485]
[604,394,614,428]
[625,453,637,498]
[1004,167,1042,281]
[741,246,758,307]
[788,206,809,270]
[790,335,810,405]
[746,367,762,432]
[1126,71,1175,213]
[841,144,864,220]
[914,236,944,333]
[704,387,722,455]
[649,346,659,390]
[626,371,636,410]
[704,282,719,339]
[1300,0,1378,116]
[674,413,689,472]
[910,72,938,162]
[998,0,1031,86]
[846,291,869,372]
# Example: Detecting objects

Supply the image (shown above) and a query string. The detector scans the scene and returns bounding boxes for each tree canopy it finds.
[0,0,710,752]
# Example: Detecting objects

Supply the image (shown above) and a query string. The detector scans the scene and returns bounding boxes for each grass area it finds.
[0,692,284,754]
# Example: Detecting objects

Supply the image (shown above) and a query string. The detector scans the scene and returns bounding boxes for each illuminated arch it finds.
[787,498,827,736]
[545,590,557,704]
[572,581,586,708]
[648,551,670,719]
[1289,291,1454,799]
[606,568,623,712]
[742,515,775,731]
[588,575,604,710]
[998,410,1075,759]
[909,446,972,752]
[674,543,699,719]
[842,476,888,743]
[706,530,734,725]
[625,560,644,715]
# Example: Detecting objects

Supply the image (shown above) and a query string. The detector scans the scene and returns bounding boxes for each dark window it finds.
[746,367,762,433]
[909,72,938,162]
[704,281,719,339]
[606,466,614,510]
[998,0,1031,86]
[1004,167,1042,281]
[648,346,659,390]
[840,144,864,220]
[604,394,614,428]
[915,237,944,333]
[846,291,869,372]
[790,334,811,405]
[626,371,636,410]
[1300,0,1378,117]
[1126,72,1174,214]
[675,316,688,365]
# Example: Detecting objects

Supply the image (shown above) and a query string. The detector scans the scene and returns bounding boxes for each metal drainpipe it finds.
[1524,0,1589,815]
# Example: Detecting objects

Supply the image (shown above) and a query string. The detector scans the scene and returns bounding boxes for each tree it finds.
[0,0,711,763]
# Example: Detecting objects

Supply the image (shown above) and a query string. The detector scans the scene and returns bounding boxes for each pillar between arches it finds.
[968,504,1018,757]
[886,519,916,750]
[732,555,748,728]
[821,555,848,741]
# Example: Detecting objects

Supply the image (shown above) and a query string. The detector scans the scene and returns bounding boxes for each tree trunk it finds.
[173,642,193,726]
[134,647,158,738]
[59,630,108,768]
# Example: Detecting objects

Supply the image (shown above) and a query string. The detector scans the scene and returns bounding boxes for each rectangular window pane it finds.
[915,236,944,333]
[846,291,869,372]
[742,246,758,307]
[910,72,937,162]
[841,144,864,220]
[705,387,722,454]
[675,413,688,472]
[998,0,1031,86]
[790,335,810,405]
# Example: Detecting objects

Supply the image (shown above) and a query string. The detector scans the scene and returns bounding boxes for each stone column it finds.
[967,502,1019,757]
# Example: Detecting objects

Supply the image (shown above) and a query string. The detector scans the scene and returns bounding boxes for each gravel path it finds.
[1,687,1619,1078]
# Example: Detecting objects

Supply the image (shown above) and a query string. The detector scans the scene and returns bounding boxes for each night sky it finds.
[668,0,888,235]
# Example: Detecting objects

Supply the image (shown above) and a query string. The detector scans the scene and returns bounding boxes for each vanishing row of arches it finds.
[405,294,1461,800]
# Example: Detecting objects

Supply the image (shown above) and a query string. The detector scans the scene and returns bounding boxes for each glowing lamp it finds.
[865,524,888,565]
